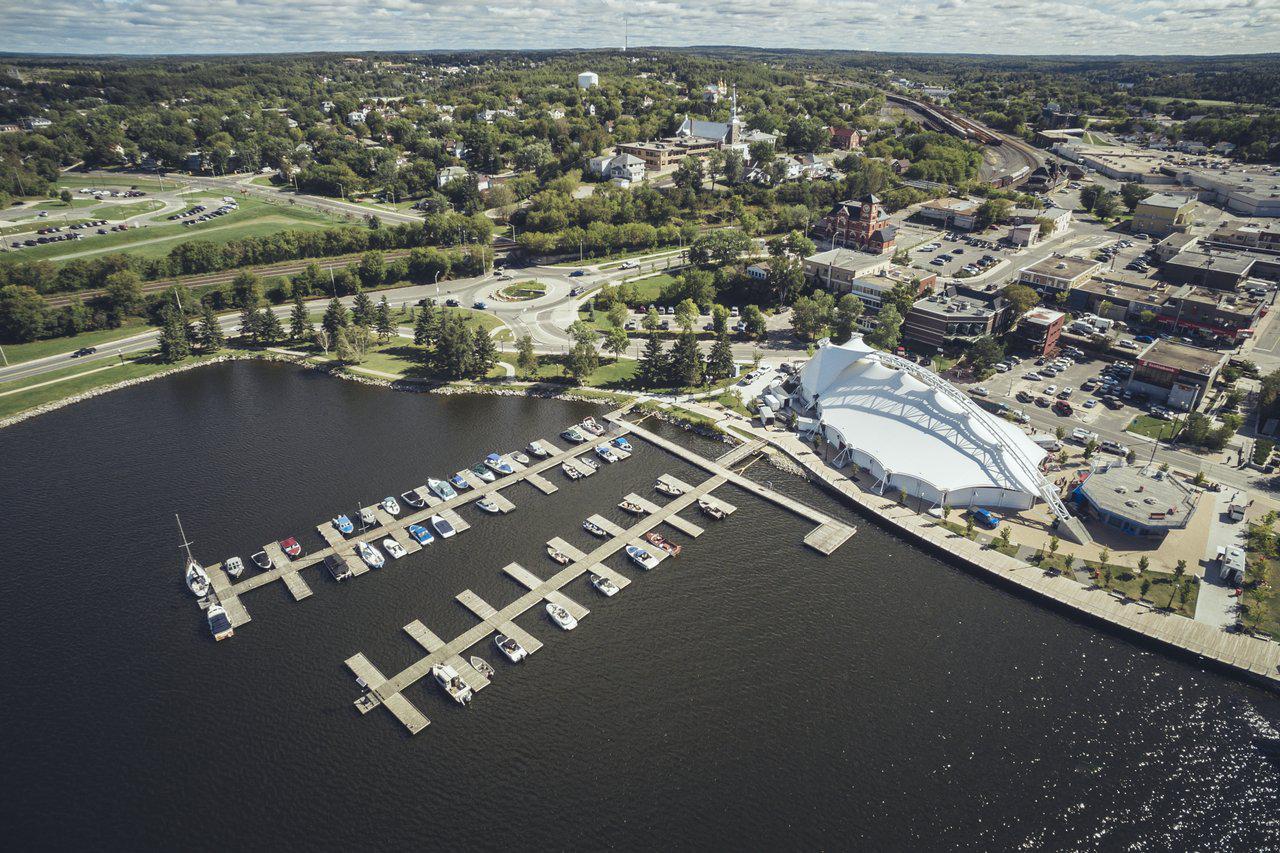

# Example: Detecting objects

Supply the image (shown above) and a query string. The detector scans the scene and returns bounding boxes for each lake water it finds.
[2,361,1278,850]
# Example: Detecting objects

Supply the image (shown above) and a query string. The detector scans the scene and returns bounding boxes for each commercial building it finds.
[793,337,1050,511]
[829,127,862,150]
[1156,285,1265,344]
[1178,167,1280,217]
[1075,463,1198,538]
[1013,307,1066,356]
[1208,222,1280,254]
[1017,255,1102,296]
[814,194,897,255]
[1127,338,1227,411]
[803,248,893,296]
[1131,193,1196,237]
[1161,249,1256,290]
[1008,205,1072,237]
[902,292,999,350]
[917,197,980,231]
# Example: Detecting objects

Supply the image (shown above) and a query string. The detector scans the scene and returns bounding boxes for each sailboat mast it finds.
[175,513,195,564]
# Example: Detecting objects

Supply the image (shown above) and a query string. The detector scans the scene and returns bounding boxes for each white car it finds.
[1044,385,1058,396]
[1118,339,1139,350]
[619,260,639,269]
[971,386,990,396]
[994,364,1010,373]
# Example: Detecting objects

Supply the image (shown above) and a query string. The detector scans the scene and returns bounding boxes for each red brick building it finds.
[829,127,862,150]
[814,194,897,255]
[1014,307,1066,356]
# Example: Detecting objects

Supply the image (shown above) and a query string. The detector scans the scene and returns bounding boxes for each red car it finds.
[280,537,302,558]
[1053,401,1073,417]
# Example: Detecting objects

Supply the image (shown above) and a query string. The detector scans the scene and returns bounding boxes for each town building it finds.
[614,90,773,172]
[1131,193,1196,237]
[1013,307,1066,356]
[1177,167,1280,217]
[1008,205,1072,237]
[813,194,897,255]
[1208,222,1280,254]
[1154,232,1201,262]
[1017,255,1102,296]
[1127,338,1227,411]
[1075,463,1198,538]
[917,197,980,231]
[1023,161,1068,192]
[587,152,644,183]
[803,248,893,295]
[829,127,862,150]
[902,292,999,351]
[1155,284,1265,345]
[1161,249,1256,290]
[577,71,599,89]
[19,116,51,130]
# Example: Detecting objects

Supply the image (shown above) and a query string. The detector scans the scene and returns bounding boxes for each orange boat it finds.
[643,531,682,556]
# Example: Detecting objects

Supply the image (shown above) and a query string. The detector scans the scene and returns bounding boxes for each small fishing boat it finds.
[432,664,473,706]
[547,545,571,566]
[401,490,426,509]
[469,464,496,483]
[594,444,618,463]
[643,530,682,556]
[381,496,401,516]
[382,538,407,560]
[484,453,515,476]
[611,436,632,452]
[251,550,273,570]
[224,556,245,578]
[477,497,501,513]
[626,544,661,570]
[582,519,608,537]
[590,573,619,597]
[450,472,471,491]
[546,602,577,630]
[359,507,377,527]
[580,456,599,471]
[527,441,550,457]
[357,541,385,569]
[428,478,458,500]
[512,451,530,465]
[470,656,496,679]
[580,417,605,436]
[560,427,586,443]
[619,499,646,515]
[408,523,435,545]
[280,537,302,558]
[698,498,726,520]
[654,480,684,497]
[333,514,354,535]
[494,633,527,663]
[431,514,456,538]
[562,462,582,480]
[207,602,234,641]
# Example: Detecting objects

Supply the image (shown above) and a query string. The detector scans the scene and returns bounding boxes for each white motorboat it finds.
[594,444,618,463]
[590,573,619,597]
[626,544,661,570]
[580,417,605,436]
[470,656,496,679]
[527,441,550,457]
[428,478,458,500]
[562,462,582,480]
[546,602,577,630]
[582,519,608,537]
[654,480,684,497]
[357,541,385,569]
[207,602,234,640]
[512,451,530,465]
[580,456,599,471]
[381,496,401,515]
[494,633,527,663]
[484,453,515,475]
[477,497,501,513]
[359,507,377,527]
[250,550,272,570]
[698,498,727,520]
[547,544,571,565]
[450,472,471,491]
[619,499,646,515]
[431,514,456,538]
[432,664,473,706]
[560,427,586,443]
[224,556,245,578]
[175,515,210,596]
[382,538,407,559]
[469,464,496,483]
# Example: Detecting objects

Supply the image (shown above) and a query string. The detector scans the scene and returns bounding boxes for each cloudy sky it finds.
[2,0,1278,56]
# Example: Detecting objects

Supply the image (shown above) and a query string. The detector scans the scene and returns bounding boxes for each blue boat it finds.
[449,472,471,491]
[408,524,435,545]
[333,515,354,535]
[484,453,515,476]
[611,436,632,452]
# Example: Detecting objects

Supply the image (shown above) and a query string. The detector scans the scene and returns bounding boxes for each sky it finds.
[2,0,1278,57]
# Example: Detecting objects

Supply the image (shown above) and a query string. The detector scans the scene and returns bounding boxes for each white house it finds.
[607,153,645,183]
[437,165,469,188]
[578,71,599,89]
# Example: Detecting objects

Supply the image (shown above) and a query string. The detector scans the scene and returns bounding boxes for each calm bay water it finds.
[2,360,1279,850]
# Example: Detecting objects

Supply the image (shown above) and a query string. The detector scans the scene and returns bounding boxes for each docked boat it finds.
[333,514,354,535]
[382,538,407,560]
[176,515,210,596]
[512,451,530,465]
[251,550,273,570]
[401,490,426,509]
[562,462,582,480]
[560,426,586,443]
[698,498,726,520]
[359,507,376,527]
[582,519,608,537]
[432,664,473,706]
[626,544,661,570]
[619,499,646,515]
[484,453,514,475]
[654,479,684,497]
[207,602,234,641]
[547,545,571,566]
[469,464,496,483]
[594,444,618,464]
[431,514,456,538]
[527,441,550,457]
[408,523,435,545]
[450,472,471,491]
[580,456,599,471]
[428,478,458,500]
[546,602,577,630]
[470,656,496,679]
[280,537,302,558]
[357,541,385,569]
[643,530,682,557]
[494,633,527,663]
[580,417,605,436]
[224,556,245,578]
[477,497,501,513]
[590,573,619,597]
[611,436,632,452]
[381,496,401,516]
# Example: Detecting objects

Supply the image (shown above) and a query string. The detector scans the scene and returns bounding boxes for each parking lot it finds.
[906,232,1017,278]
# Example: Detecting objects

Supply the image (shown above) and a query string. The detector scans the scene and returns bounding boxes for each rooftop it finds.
[1136,192,1195,210]
[1079,463,1197,530]
[805,247,891,274]
[911,293,993,319]
[1022,307,1066,327]
[1021,255,1100,280]
[1136,338,1227,375]
[1164,249,1256,276]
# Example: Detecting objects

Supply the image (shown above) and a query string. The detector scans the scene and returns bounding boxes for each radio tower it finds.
[623,16,628,53]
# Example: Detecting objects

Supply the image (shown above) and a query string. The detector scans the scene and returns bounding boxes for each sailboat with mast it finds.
[177,514,210,597]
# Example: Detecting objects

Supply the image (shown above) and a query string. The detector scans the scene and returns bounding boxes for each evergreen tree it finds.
[637,333,668,389]
[470,326,498,378]
[669,330,704,388]
[706,331,734,380]
[414,300,439,346]
[374,296,394,342]
[238,302,260,344]
[322,297,349,341]
[199,302,224,351]
[432,315,474,379]
[351,288,374,327]
[334,328,354,363]
[259,308,285,344]
[158,307,191,363]
[289,290,312,341]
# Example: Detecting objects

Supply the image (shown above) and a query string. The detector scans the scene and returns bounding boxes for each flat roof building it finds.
[1161,249,1256,291]
[803,248,893,296]
[1131,193,1196,237]
[1018,255,1102,295]
[1014,307,1066,356]
[902,292,999,350]
[1076,463,1199,538]
[918,197,981,231]
[1127,338,1227,411]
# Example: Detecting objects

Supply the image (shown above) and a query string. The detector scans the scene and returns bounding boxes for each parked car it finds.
[472,300,486,309]
[969,508,999,529]
[444,298,460,307]
[1044,385,1058,396]
[1099,441,1129,456]
[971,386,990,396]
[568,269,586,277]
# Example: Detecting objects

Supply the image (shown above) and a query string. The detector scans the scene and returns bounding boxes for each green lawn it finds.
[499,281,546,300]
[622,273,674,306]
[102,200,165,220]
[1,317,153,365]
[55,174,180,193]
[32,199,99,211]
[1128,414,1180,441]
[553,244,682,267]
[1080,131,1116,147]
[501,353,637,387]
